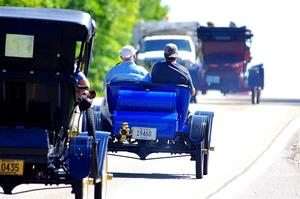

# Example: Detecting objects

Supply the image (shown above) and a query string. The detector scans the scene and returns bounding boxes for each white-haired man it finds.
[104,45,150,84]
[101,45,150,130]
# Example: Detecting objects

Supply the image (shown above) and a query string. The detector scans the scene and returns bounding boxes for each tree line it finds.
[0,0,169,93]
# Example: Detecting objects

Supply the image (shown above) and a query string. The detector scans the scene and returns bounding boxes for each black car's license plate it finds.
[0,159,24,176]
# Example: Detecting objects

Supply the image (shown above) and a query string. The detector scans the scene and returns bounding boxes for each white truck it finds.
[132,21,201,70]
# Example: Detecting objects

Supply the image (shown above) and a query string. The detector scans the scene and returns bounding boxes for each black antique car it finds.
[0,7,109,199]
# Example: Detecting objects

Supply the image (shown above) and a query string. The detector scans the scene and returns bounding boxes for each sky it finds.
[161,0,300,98]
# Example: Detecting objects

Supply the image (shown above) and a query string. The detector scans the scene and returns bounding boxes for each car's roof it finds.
[0,6,95,39]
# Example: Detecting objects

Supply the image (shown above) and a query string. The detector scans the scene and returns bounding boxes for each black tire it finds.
[256,88,261,104]
[194,111,214,176]
[74,180,83,199]
[94,106,102,131]
[86,107,96,137]
[203,132,209,175]
[73,180,103,199]
[251,88,256,104]
[195,142,204,179]
[2,184,13,194]
[94,181,102,199]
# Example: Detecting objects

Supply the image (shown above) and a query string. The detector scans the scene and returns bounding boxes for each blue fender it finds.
[189,115,208,143]
[69,136,93,179]
[95,131,110,177]
[195,111,214,145]
[79,131,110,178]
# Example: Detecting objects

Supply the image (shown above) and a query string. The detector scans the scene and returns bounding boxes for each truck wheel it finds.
[195,142,204,179]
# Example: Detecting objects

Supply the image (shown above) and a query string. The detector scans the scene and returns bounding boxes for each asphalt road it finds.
[0,94,299,199]
[106,94,300,199]
[234,129,300,199]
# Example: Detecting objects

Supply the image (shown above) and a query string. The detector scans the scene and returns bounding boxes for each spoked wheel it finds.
[194,111,214,176]
[195,142,204,179]
[73,107,106,199]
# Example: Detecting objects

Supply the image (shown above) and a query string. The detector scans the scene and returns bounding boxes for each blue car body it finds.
[99,81,214,179]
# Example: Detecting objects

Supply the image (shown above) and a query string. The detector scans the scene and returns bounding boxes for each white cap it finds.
[119,45,137,58]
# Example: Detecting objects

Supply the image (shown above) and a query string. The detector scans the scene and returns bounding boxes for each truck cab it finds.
[132,21,200,70]
[136,35,196,70]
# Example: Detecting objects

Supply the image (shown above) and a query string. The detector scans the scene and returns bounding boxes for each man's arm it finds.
[191,86,196,96]
[184,68,196,96]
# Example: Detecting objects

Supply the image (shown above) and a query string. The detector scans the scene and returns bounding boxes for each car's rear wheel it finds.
[203,134,209,175]
[195,142,204,179]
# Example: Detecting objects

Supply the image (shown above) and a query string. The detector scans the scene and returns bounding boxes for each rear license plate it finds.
[132,127,157,141]
[0,159,24,176]
[206,75,220,84]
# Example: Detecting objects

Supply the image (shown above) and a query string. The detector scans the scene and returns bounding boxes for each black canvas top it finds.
[197,26,253,41]
[0,6,95,40]
[197,26,252,64]
[0,7,96,72]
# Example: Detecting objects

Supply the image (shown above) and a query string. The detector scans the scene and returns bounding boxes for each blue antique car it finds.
[0,7,109,199]
[99,81,214,179]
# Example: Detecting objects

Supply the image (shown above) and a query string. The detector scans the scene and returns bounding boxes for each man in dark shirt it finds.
[151,43,196,96]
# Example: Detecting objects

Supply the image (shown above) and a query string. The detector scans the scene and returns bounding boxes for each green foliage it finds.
[0,0,168,94]
[139,0,169,20]
[0,0,67,7]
